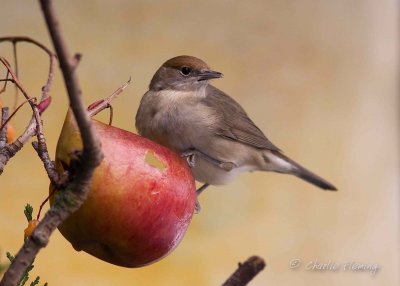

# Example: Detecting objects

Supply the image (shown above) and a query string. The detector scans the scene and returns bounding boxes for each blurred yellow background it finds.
[1,1,398,285]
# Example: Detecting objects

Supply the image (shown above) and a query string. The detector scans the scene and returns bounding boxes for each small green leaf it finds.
[19,264,34,286]
[1,204,48,286]
[6,252,15,262]
[24,204,34,222]
[30,276,40,286]
[26,264,34,272]
[20,273,29,286]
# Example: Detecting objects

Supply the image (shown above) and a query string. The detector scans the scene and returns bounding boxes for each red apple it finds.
[51,110,196,267]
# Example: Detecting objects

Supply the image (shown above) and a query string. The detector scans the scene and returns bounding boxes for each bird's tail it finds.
[263,151,337,191]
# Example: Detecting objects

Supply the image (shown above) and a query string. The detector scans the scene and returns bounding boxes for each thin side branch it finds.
[222,256,266,286]
[12,40,19,109]
[0,36,56,58]
[0,58,53,178]
[87,76,131,117]
[0,79,15,83]
[0,70,11,93]
[0,36,56,102]
[0,36,56,176]
[0,98,36,132]
[0,58,34,103]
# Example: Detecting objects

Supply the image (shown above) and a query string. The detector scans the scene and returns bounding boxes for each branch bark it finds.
[0,0,103,285]
[0,108,8,149]
[222,256,266,286]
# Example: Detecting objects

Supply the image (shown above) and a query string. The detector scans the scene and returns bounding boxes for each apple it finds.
[51,110,196,267]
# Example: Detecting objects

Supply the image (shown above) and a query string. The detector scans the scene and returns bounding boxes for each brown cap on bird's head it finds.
[162,55,210,71]
[150,55,222,91]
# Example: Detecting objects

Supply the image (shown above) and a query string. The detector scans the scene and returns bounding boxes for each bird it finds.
[135,55,337,203]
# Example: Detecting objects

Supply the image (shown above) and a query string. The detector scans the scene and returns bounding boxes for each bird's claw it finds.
[181,151,196,168]
[219,162,235,171]
[195,199,201,214]
[181,149,236,172]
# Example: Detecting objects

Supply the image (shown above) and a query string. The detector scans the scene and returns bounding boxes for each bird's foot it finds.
[181,149,236,171]
[219,162,235,172]
[196,183,209,196]
[181,150,196,168]
[195,199,201,214]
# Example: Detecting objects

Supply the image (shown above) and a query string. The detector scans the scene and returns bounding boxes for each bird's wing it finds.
[202,85,280,151]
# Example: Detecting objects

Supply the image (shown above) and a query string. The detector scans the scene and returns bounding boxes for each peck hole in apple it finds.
[144,151,166,171]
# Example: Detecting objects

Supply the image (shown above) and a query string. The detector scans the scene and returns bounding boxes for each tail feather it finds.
[265,151,337,191]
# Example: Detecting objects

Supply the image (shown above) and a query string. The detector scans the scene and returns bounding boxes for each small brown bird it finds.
[136,55,337,198]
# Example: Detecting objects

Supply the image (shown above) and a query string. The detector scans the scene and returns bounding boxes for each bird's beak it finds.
[197,70,223,81]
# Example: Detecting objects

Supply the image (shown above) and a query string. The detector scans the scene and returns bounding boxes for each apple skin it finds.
[52,111,196,267]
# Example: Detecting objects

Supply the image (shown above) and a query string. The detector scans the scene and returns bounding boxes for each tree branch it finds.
[0,59,55,185]
[39,1,99,155]
[0,0,103,285]
[0,36,55,176]
[222,256,266,286]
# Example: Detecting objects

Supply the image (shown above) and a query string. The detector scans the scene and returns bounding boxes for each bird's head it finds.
[149,55,223,92]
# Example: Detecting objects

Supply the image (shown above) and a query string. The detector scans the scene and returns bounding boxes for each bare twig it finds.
[0,98,36,132]
[0,108,8,148]
[0,79,15,84]
[12,41,19,110]
[0,58,52,177]
[0,57,41,175]
[0,36,56,176]
[0,58,35,103]
[0,36,56,106]
[0,70,11,93]
[0,36,56,58]
[0,0,103,285]
[222,256,266,286]
[87,76,131,117]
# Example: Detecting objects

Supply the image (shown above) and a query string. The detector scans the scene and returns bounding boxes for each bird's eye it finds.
[180,66,191,76]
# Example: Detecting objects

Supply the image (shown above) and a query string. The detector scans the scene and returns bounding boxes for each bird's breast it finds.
[137,90,214,153]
